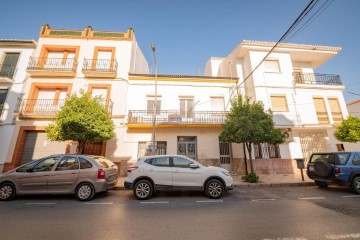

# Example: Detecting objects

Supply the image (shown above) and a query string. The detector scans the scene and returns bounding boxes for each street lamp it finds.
[151,43,158,155]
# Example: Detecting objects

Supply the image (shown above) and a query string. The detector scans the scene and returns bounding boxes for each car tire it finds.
[314,160,333,177]
[205,179,224,199]
[0,182,16,201]
[134,180,153,200]
[315,181,328,188]
[351,176,360,194]
[76,183,95,201]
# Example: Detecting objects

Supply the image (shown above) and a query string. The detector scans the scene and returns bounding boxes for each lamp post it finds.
[151,43,158,155]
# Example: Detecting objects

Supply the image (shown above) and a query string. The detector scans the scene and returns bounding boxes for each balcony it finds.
[15,98,113,118]
[293,72,342,85]
[0,65,17,83]
[128,110,228,128]
[27,57,77,77]
[82,59,118,78]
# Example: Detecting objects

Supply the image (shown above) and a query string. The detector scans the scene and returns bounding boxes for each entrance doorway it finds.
[177,136,197,160]
[299,131,328,164]
[219,142,231,171]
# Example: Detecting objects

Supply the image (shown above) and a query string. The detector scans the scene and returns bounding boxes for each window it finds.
[0,89,9,115]
[180,98,194,118]
[147,96,161,115]
[336,144,345,152]
[151,157,170,167]
[56,156,79,171]
[254,143,281,159]
[353,154,360,166]
[137,141,167,158]
[79,157,93,169]
[313,97,329,124]
[211,97,224,111]
[270,95,288,112]
[32,157,59,172]
[264,60,280,73]
[16,160,41,173]
[172,157,192,168]
[328,98,343,124]
[1,53,20,78]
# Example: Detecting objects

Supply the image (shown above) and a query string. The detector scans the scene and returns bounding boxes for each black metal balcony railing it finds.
[293,72,342,85]
[15,99,113,116]
[0,64,17,79]
[82,59,118,72]
[27,57,78,71]
[128,110,228,124]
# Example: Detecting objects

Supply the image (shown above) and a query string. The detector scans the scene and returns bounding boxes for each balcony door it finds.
[1,53,19,78]
[96,51,112,71]
[180,98,194,120]
[177,136,197,160]
[35,89,67,114]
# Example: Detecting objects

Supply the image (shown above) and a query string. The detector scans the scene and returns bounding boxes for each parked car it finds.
[124,155,233,200]
[306,152,360,194]
[0,154,119,201]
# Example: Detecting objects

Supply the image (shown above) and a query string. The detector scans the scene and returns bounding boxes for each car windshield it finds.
[309,153,350,165]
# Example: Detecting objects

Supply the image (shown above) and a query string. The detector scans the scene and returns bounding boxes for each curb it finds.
[110,182,315,191]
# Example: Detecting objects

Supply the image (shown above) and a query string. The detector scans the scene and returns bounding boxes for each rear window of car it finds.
[309,153,350,165]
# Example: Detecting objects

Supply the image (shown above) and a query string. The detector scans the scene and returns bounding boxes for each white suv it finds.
[124,155,233,200]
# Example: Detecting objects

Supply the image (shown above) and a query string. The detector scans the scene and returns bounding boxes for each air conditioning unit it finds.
[282,129,294,142]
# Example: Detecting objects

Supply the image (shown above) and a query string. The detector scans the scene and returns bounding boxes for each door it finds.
[180,99,194,120]
[172,156,202,188]
[96,51,112,70]
[299,131,328,164]
[219,142,231,171]
[47,156,80,193]
[147,156,173,187]
[177,136,197,160]
[16,157,58,194]
[1,53,19,78]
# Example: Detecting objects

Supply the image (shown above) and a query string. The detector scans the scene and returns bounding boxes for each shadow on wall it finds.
[107,137,132,177]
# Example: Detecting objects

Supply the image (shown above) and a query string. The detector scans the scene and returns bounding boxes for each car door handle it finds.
[149,169,154,172]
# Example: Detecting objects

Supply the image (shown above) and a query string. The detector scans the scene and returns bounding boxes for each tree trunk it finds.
[77,141,86,154]
[243,143,248,175]
[246,142,255,173]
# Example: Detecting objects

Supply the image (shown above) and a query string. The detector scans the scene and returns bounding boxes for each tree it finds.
[46,91,115,154]
[334,116,360,143]
[220,95,285,174]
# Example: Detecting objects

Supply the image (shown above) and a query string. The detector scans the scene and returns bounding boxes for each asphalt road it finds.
[0,185,359,240]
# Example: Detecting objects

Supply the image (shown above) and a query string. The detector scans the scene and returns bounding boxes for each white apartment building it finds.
[1,25,148,174]
[205,40,352,173]
[0,40,37,173]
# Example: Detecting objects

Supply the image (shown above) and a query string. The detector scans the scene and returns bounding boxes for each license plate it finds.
[309,166,314,171]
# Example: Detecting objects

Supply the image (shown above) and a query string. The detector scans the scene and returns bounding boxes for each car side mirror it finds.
[189,163,198,169]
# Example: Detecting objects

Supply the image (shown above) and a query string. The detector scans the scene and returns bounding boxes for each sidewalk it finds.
[113,172,315,190]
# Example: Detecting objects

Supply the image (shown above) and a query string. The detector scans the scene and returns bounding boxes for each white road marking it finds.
[26,202,56,205]
[251,199,276,201]
[140,201,169,204]
[84,202,113,205]
[196,200,223,203]
[325,233,360,239]
[299,197,324,200]
[341,195,360,198]
[263,237,307,240]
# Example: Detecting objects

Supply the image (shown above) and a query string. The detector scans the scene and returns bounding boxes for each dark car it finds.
[306,152,360,193]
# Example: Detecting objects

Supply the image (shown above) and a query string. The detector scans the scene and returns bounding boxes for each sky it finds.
[1,0,359,103]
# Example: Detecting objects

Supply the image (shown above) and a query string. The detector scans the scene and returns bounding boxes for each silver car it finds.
[0,154,119,201]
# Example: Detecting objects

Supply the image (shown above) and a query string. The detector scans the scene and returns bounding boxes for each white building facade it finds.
[0,40,37,172]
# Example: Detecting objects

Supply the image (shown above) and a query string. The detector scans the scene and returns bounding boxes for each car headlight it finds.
[222,171,230,176]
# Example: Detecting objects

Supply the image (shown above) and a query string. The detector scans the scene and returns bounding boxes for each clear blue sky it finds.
[1,0,359,102]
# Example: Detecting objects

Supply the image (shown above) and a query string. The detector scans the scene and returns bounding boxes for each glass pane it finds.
[188,143,196,155]
[56,157,79,171]
[151,157,170,167]
[173,157,192,168]
[33,157,58,172]
[79,157,93,169]
[178,143,186,155]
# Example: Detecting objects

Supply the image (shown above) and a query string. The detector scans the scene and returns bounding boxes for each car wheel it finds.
[205,179,224,199]
[134,180,153,200]
[314,160,333,177]
[0,182,16,201]
[315,181,328,188]
[351,177,360,194]
[76,183,95,201]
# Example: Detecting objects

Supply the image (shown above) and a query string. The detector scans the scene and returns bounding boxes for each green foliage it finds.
[241,172,259,183]
[46,91,115,153]
[334,116,360,143]
[220,95,285,145]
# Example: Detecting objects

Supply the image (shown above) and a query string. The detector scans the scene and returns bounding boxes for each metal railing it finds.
[82,59,118,72]
[0,65,17,79]
[293,72,342,85]
[27,57,77,71]
[15,99,113,116]
[128,110,228,124]
[254,143,281,159]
